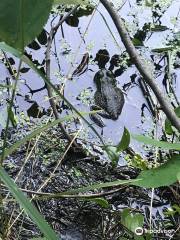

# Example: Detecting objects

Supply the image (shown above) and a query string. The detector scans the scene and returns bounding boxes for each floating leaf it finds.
[145,0,153,7]
[132,38,144,46]
[134,155,180,188]
[150,25,168,32]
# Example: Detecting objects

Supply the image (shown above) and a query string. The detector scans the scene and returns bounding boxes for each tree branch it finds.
[45,6,80,147]
[100,0,180,132]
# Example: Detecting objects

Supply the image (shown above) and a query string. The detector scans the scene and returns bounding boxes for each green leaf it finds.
[165,106,180,135]
[0,106,17,128]
[165,119,174,135]
[143,233,152,240]
[134,155,180,188]
[0,168,58,240]
[172,204,180,214]
[32,149,179,234]
[8,107,17,127]
[85,198,110,208]
[0,107,11,128]
[101,128,130,167]
[163,208,176,217]
[117,127,130,152]
[0,42,23,57]
[121,209,144,234]
[177,171,180,181]
[53,0,90,5]
[150,25,168,32]
[131,154,148,170]
[132,38,144,46]
[0,0,52,51]
[104,146,119,167]
[132,134,180,150]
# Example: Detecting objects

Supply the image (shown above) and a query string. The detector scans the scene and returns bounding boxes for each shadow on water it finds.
[0,1,180,239]
[1,2,179,141]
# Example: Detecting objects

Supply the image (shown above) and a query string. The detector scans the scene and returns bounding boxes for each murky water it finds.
[0,2,180,239]
[0,1,180,153]
[19,2,180,147]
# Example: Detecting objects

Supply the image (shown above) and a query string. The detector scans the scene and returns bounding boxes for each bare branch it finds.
[100,0,180,132]
[45,6,80,147]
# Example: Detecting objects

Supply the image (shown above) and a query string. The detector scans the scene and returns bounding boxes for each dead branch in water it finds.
[100,0,180,132]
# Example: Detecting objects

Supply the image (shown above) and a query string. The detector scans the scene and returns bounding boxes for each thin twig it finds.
[7,125,82,231]
[100,0,180,132]
[45,5,80,147]
[1,59,22,163]
[5,186,127,200]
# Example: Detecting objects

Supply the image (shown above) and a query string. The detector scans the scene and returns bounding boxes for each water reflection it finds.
[0,1,179,148]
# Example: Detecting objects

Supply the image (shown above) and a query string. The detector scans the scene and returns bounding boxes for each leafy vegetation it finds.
[0,0,52,51]
[0,0,179,239]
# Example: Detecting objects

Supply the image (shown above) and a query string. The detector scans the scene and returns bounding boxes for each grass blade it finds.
[0,42,104,145]
[0,167,58,240]
[2,111,92,159]
[132,134,180,150]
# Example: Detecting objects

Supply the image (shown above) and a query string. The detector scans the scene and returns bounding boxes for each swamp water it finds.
[0,1,180,239]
